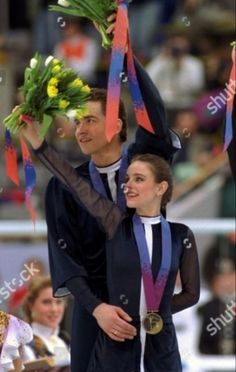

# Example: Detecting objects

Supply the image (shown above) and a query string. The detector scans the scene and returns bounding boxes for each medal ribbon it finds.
[5,129,36,223]
[89,150,128,211]
[132,214,172,312]
[126,34,154,134]
[5,129,19,186]
[106,1,155,142]
[19,136,37,225]
[224,42,236,151]
[105,0,129,142]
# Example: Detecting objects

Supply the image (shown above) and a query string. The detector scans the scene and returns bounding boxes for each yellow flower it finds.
[52,65,61,75]
[81,85,91,94]
[59,99,70,109]
[52,58,60,65]
[48,77,59,86]
[47,85,59,98]
[70,78,83,88]
[76,106,88,120]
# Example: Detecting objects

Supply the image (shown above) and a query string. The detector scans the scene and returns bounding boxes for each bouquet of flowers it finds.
[49,0,118,49]
[3,53,91,138]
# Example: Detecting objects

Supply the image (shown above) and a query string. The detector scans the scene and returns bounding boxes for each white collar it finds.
[95,158,121,174]
[140,215,161,225]
[31,322,59,338]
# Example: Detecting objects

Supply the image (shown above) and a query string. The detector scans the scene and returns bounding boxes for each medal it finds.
[133,214,172,335]
[143,312,163,335]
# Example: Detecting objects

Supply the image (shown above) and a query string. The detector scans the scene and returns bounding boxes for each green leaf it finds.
[39,114,53,138]
[49,5,86,17]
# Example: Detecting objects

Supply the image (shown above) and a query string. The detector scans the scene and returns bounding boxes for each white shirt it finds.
[139,215,161,372]
[96,158,122,203]
[23,322,70,366]
[0,315,33,372]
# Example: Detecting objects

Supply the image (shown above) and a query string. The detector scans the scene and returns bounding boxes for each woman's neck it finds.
[136,207,161,218]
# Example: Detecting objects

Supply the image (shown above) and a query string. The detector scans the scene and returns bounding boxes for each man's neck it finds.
[91,145,123,167]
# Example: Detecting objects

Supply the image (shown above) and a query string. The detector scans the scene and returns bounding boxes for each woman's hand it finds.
[19,114,43,150]
[93,303,137,342]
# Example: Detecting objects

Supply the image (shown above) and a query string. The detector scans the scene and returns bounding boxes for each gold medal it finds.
[143,312,163,335]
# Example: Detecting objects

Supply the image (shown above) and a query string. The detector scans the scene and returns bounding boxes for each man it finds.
[43,58,180,372]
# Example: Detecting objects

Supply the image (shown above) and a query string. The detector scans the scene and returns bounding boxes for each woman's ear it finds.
[156,181,168,197]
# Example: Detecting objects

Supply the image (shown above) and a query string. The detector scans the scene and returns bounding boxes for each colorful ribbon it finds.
[126,34,154,134]
[5,130,19,186]
[224,42,236,151]
[105,0,129,142]
[132,214,172,312]
[105,0,155,141]
[19,136,37,224]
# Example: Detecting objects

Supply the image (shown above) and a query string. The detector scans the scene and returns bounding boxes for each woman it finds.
[0,310,33,372]
[21,123,199,371]
[22,276,71,370]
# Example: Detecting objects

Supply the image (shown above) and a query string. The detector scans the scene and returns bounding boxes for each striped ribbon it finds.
[224,42,236,151]
[132,214,172,312]
[126,34,154,134]
[19,136,37,224]
[5,129,19,186]
[105,0,154,141]
[105,0,129,142]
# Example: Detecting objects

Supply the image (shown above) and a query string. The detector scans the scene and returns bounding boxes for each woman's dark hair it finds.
[131,153,173,208]
[89,88,127,142]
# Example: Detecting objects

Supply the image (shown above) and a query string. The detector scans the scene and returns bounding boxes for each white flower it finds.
[66,110,77,119]
[30,58,37,69]
[58,0,70,7]
[45,55,54,66]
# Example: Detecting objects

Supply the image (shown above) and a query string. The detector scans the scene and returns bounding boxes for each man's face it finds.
[75,101,110,156]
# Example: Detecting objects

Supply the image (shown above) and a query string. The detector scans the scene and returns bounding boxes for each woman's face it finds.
[31,287,65,330]
[125,160,163,215]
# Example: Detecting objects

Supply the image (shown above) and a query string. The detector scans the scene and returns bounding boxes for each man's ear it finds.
[156,181,168,197]
[115,118,123,135]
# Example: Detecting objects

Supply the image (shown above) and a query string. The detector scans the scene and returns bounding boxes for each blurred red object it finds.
[0,189,25,204]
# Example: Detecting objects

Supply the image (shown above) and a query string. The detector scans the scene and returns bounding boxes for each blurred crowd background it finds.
[0,1,235,371]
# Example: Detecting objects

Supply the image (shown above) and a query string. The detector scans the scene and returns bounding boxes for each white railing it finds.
[0,219,235,238]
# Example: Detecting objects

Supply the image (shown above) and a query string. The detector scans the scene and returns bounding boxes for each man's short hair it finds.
[89,88,127,142]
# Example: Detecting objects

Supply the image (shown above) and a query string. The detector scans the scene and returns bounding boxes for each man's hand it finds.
[19,114,43,150]
[93,303,137,342]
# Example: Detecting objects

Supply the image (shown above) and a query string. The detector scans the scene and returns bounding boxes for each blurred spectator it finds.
[172,109,214,181]
[54,18,99,84]
[146,35,205,114]
[31,0,62,56]
[0,310,33,372]
[129,0,178,57]
[173,273,210,372]
[129,0,161,57]
[22,276,70,369]
[198,244,236,355]
[7,258,46,317]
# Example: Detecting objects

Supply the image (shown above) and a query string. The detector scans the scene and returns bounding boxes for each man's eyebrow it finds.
[75,115,97,124]
[83,115,97,119]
